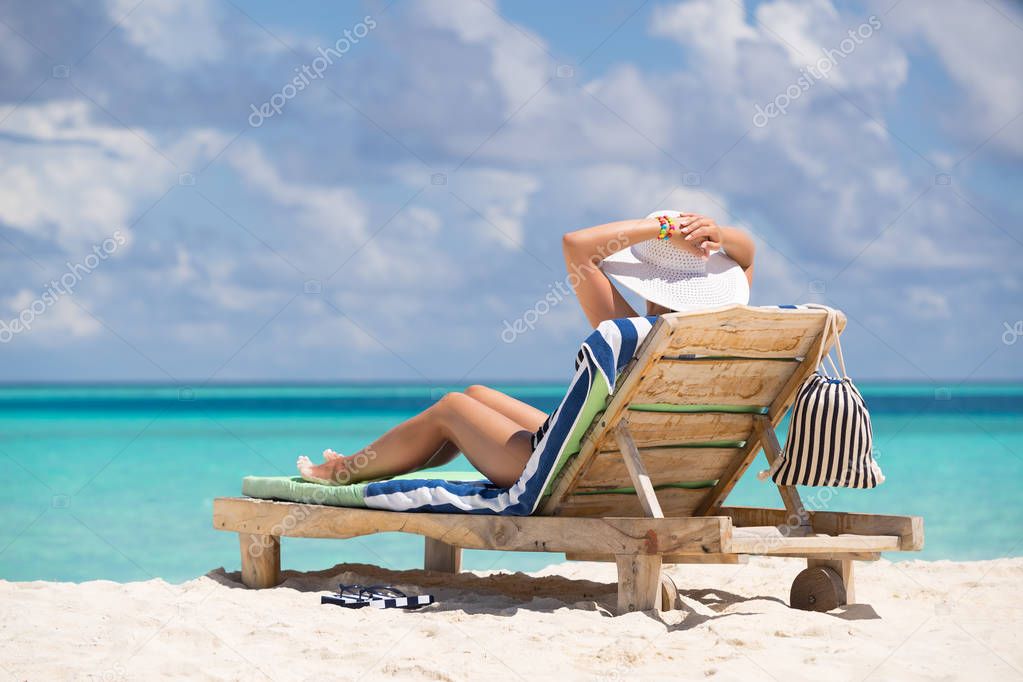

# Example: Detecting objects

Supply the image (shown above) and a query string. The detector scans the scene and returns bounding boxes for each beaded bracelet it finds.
[656,215,675,240]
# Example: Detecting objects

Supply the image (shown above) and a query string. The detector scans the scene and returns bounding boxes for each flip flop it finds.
[321,583,435,610]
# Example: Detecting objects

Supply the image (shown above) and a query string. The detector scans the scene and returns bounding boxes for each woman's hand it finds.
[675,213,755,286]
[677,213,722,256]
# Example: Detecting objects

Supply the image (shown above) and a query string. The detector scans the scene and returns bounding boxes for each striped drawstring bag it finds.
[759,306,885,488]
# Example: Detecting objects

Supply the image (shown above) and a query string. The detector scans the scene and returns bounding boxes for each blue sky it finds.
[0,0,1020,384]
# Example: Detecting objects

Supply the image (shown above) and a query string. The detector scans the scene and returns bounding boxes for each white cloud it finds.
[4,289,102,342]
[650,0,758,77]
[892,0,1023,155]
[226,140,369,248]
[106,0,226,69]
[0,99,226,251]
[557,163,725,219]
[412,0,552,116]
[906,286,951,320]
[449,169,539,247]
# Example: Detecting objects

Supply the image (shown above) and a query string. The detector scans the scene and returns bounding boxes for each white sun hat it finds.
[600,210,750,312]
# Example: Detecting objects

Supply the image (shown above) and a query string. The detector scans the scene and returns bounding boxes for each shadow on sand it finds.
[206,562,880,625]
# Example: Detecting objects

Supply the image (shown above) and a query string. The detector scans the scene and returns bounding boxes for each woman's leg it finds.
[400,384,549,471]
[464,384,548,431]
[297,392,534,488]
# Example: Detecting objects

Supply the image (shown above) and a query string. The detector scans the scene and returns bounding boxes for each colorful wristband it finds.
[656,215,675,240]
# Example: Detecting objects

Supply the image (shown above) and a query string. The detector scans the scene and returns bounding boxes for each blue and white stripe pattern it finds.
[361,316,657,515]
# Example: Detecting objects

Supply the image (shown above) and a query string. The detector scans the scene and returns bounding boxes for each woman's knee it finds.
[464,384,490,400]
[434,390,474,414]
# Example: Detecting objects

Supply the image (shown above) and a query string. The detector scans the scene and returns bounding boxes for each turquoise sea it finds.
[1,383,1021,583]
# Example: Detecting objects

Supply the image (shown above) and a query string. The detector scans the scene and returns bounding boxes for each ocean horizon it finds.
[2,381,1021,583]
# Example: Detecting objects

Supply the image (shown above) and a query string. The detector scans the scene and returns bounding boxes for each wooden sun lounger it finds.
[213,305,923,614]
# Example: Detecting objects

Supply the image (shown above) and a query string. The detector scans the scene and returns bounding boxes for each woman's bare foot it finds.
[323,448,343,461]
[296,455,350,485]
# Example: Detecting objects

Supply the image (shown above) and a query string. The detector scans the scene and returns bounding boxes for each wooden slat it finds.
[728,526,901,554]
[566,552,748,564]
[772,551,880,561]
[660,306,831,358]
[721,506,924,551]
[612,411,754,448]
[214,497,731,554]
[755,415,809,526]
[555,487,709,518]
[632,358,800,407]
[579,446,739,490]
[614,422,664,518]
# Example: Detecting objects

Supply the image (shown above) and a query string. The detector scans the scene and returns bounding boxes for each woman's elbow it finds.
[562,230,583,254]
[562,230,600,266]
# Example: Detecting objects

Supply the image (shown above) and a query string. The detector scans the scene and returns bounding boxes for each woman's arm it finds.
[562,215,757,326]
[562,218,662,327]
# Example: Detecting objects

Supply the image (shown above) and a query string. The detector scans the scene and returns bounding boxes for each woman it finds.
[297,212,755,487]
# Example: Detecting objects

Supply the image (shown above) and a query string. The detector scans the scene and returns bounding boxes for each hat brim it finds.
[600,246,750,312]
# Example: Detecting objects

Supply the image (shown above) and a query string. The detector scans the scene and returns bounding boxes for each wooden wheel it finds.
[790,566,846,612]
[659,572,679,611]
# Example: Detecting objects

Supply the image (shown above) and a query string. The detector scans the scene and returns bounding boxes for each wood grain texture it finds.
[728,526,900,554]
[238,532,280,589]
[565,552,748,564]
[720,506,924,551]
[424,538,461,573]
[613,422,664,518]
[631,358,800,407]
[213,497,729,555]
[659,306,834,358]
[579,446,739,490]
[554,487,709,518]
[755,416,809,526]
[610,411,755,448]
[616,554,662,613]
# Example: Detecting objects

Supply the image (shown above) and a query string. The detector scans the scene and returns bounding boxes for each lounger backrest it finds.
[539,305,842,518]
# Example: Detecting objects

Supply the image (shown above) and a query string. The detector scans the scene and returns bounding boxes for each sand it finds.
[1,557,1020,681]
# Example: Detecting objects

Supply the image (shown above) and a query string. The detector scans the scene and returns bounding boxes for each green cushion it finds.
[242,470,484,507]
[540,376,612,497]
[574,480,716,495]
[629,403,768,414]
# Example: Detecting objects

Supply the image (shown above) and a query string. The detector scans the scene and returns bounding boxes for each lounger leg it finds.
[238,533,280,588]
[424,538,461,573]
[615,554,662,614]
[807,558,855,604]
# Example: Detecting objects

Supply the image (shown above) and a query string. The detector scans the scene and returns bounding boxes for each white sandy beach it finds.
[1,557,1020,681]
